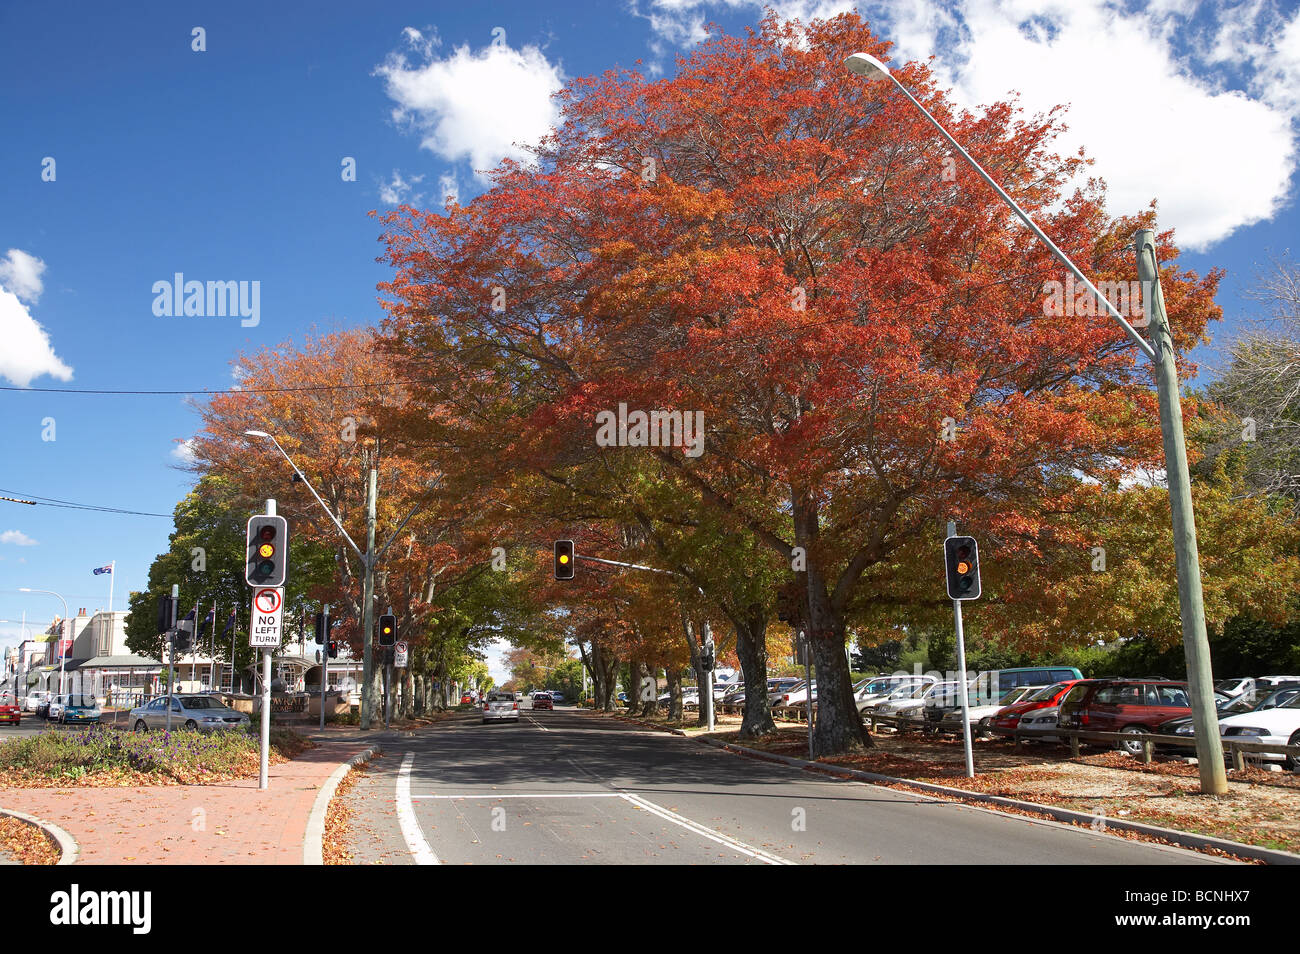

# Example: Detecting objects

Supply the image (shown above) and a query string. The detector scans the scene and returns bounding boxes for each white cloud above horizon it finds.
[171,438,197,465]
[0,530,38,546]
[0,252,73,388]
[375,28,565,182]
[631,0,1300,251]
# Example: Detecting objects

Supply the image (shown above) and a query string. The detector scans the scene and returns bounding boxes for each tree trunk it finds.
[666,667,683,722]
[735,606,777,740]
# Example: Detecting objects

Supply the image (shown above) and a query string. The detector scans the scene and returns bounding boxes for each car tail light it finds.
[483,702,489,711]
[1080,712,1089,726]
[513,702,518,710]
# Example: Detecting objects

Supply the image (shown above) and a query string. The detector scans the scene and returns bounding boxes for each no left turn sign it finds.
[249,586,284,648]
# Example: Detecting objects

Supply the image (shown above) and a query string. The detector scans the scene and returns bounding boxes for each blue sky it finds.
[2,1,1298,680]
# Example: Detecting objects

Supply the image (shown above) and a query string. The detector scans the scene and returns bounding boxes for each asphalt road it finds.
[340,707,1227,865]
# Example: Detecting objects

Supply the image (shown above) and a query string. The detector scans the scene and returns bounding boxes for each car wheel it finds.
[976,717,992,739]
[133,719,148,733]
[185,719,198,730]
[1286,731,1300,772]
[1118,725,1149,756]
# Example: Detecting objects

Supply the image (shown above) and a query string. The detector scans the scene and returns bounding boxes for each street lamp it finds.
[19,588,71,698]
[844,52,1226,794]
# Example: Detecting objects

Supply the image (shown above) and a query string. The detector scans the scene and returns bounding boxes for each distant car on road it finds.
[483,691,520,724]
[24,690,50,715]
[548,691,565,705]
[48,693,101,725]
[533,692,554,710]
[461,693,474,705]
[130,694,250,733]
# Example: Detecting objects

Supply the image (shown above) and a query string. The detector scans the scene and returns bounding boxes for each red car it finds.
[532,692,553,710]
[0,698,20,726]
[461,693,474,705]
[991,680,1081,735]
[1057,679,1195,754]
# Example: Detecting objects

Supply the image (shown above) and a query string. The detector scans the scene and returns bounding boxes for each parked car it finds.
[48,693,101,725]
[1159,685,1300,743]
[854,674,935,709]
[721,685,747,706]
[874,681,963,725]
[860,680,933,717]
[1016,705,1061,740]
[983,666,1084,697]
[765,677,804,707]
[532,692,554,710]
[937,685,1044,737]
[23,690,50,714]
[1215,677,1259,699]
[482,690,520,723]
[991,680,1084,736]
[779,680,817,708]
[130,694,251,732]
[1056,679,1197,755]
[35,693,55,719]
[1216,692,1300,770]
[0,695,19,726]
[549,691,565,705]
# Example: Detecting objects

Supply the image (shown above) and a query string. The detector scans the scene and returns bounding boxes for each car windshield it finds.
[1029,682,1068,702]
[66,695,97,707]
[1282,693,1300,710]
[180,697,220,708]
[859,678,901,694]
[488,693,513,702]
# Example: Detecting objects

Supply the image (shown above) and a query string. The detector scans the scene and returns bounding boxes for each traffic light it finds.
[554,540,575,580]
[327,640,339,659]
[378,614,396,647]
[245,515,289,587]
[155,594,177,635]
[944,535,982,601]
[314,612,327,645]
[700,644,715,672]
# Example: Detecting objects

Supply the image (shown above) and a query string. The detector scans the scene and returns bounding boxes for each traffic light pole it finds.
[361,469,377,729]
[259,499,274,791]
[948,522,975,779]
[320,603,329,731]
[166,584,178,734]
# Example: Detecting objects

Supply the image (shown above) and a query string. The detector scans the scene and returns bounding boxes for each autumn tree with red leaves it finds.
[375,13,1223,755]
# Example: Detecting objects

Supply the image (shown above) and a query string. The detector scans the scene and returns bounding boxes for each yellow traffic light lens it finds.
[956,561,970,574]
[559,554,569,564]
[258,543,275,558]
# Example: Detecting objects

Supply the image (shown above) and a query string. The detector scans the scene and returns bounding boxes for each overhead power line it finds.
[0,488,171,518]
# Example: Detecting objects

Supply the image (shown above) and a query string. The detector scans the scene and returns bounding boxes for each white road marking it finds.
[619,793,795,865]
[525,715,550,731]
[396,752,440,865]
[412,792,623,799]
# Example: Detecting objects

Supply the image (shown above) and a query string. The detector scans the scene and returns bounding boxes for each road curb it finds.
[303,744,381,865]
[694,736,1299,865]
[0,806,79,865]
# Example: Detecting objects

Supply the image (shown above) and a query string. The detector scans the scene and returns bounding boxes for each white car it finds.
[1217,693,1300,769]
[23,690,51,713]
[939,685,1044,736]
[874,681,962,724]
[855,675,935,711]
[860,680,932,716]
[779,680,816,707]
[1016,705,1061,740]
[483,691,520,724]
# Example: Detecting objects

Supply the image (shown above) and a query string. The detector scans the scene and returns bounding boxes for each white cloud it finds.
[375,29,565,180]
[379,169,426,206]
[0,284,73,387]
[438,172,460,206]
[635,0,1300,251]
[0,249,46,303]
[0,530,38,546]
[171,438,197,464]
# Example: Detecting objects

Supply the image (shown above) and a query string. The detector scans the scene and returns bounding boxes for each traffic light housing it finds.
[378,614,396,647]
[245,515,289,587]
[554,540,574,580]
[944,535,981,601]
[173,626,192,654]
[156,594,177,635]
[700,645,715,672]
[327,640,339,659]
[314,612,327,645]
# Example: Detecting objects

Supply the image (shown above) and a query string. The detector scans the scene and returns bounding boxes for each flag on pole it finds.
[221,608,236,635]
[202,607,215,637]
[92,565,113,575]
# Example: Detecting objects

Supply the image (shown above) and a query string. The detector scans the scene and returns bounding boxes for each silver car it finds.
[482,691,520,724]
[129,694,250,732]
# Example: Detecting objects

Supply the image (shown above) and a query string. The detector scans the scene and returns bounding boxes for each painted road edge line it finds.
[0,806,79,865]
[304,744,381,865]
[694,737,1287,865]
[620,792,795,865]
[397,751,440,865]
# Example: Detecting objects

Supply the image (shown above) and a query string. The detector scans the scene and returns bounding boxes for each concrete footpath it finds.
[0,730,386,865]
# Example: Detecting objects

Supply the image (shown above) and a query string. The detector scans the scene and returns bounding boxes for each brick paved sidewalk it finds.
[0,734,381,864]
